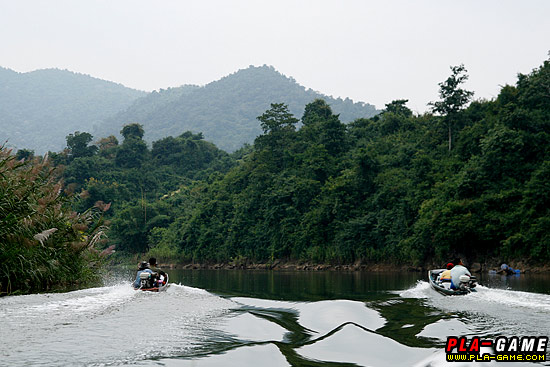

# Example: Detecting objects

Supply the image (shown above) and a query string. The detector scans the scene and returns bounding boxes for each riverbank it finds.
[154,260,550,274]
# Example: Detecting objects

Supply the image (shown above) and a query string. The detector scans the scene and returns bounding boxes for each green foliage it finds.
[12,57,550,270]
[143,57,550,265]
[121,123,145,140]
[53,124,234,256]
[0,149,111,295]
[94,65,379,152]
[66,131,98,161]
[430,64,474,151]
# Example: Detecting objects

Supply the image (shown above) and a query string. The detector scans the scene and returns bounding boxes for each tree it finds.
[430,65,474,151]
[383,99,412,117]
[121,123,145,140]
[96,135,119,159]
[254,103,298,168]
[301,99,347,156]
[66,131,98,160]
[115,138,148,168]
[15,149,34,161]
[302,98,334,126]
[257,103,298,135]
[116,123,148,168]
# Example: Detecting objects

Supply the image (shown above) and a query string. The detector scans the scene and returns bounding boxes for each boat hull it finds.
[428,269,475,296]
[135,274,169,292]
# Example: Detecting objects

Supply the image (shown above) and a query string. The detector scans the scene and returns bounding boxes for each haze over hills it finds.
[1,65,379,154]
[94,65,380,152]
[0,67,146,154]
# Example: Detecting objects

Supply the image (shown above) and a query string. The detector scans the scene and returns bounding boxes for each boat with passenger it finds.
[428,264,477,295]
[133,260,169,292]
[136,271,169,292]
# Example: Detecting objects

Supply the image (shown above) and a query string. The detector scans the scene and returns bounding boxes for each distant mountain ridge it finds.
[94,65,380,152]
[0,67,146,153]
[1,65,379,154]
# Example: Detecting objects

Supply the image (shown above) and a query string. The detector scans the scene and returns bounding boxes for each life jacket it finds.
[440,269,452,280]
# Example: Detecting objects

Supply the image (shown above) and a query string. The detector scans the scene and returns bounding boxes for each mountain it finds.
[94,65,380,152]
[0,67,146,154]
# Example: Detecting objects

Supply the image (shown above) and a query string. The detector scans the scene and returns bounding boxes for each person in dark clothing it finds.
[148,257,167,286]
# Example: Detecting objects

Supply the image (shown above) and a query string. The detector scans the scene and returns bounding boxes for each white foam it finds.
[398,280,432,299]
[469,285,550,312]
[0,282,236,367]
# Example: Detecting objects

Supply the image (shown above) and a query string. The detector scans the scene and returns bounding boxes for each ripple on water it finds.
[0,283,235,367]
[4,280,549,367]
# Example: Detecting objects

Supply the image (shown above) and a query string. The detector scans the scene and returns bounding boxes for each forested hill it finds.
[4,57,550,281]
[94,65,379,152]
[0,67,146,154]
[128,58,548,266]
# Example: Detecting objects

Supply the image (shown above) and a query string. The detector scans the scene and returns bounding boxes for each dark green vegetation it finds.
[0,149,112,295]
[0,67,146,154]
[93,65,379,152]
[51,127,234,257]
[4,57,550,294]
[46,57,550,267]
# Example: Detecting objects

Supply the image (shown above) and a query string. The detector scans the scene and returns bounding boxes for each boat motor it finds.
[458,274,471,290]
[139,272,153,288]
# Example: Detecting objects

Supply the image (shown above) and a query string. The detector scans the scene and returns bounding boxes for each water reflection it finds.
[169,269,423,301]
[479,272,550,294]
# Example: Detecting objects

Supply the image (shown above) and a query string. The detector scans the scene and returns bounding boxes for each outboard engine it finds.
[139,272,154,288]
[458,274,471,290]
[451,265,477,292]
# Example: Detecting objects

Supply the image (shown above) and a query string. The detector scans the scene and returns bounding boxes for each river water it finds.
[1,269,549,366]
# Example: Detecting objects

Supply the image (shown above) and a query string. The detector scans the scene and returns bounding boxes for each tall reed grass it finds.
[0,148,112,295]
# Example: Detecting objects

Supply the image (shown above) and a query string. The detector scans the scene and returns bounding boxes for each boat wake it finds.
[0,282,234,367]
[400,280,550,312]
[399,281,550,349]
[2,280,548,367]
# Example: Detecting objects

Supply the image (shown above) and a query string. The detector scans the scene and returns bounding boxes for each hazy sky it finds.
[1,0,549,112]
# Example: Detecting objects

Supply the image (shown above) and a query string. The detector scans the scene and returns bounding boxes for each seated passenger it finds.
[134,261,154,289]
[449,263,470,289]
[439,263,454,282]
[148,257,167,286]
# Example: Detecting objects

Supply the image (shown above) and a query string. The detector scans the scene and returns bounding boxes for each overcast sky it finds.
[1,0,549,113]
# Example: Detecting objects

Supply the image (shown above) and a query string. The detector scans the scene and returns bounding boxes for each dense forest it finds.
[2,57,549,294]
[59,57,550,266]
[0,67,146,154]
[93,65,379,152]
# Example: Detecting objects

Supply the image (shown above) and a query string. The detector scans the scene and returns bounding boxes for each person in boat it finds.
[148,257,167,286]
[133,261,155,289]
[439,263,454,283]
[498,263,516,275]
[449,259,471,290]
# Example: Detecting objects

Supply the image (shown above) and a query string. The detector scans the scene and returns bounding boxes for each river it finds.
[1,269,549,366]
